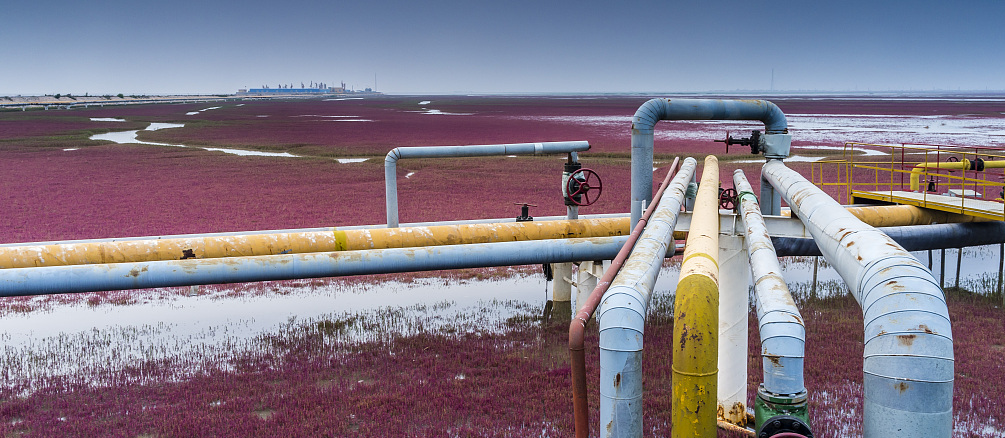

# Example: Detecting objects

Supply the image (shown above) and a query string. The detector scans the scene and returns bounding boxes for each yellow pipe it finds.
[845,204,989,226]
[783,205,988,226]
[0,218,635,269]
[909,159,970,191]
[672,156,720,438]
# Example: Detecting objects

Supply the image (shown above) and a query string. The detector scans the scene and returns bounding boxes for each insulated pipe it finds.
[597,157,697,438]
[630,98,788,226]
[762,160,954,438]
[0,236,629,297]
[570,157,680,438]
[772,221,1005,257]
[844,204,988,227]
[733,170,808,431]
[0,218,629,269]
[385,141,590,227]
[672,156,720,438]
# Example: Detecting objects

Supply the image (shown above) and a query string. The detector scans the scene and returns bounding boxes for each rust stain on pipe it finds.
[569,158,681,438]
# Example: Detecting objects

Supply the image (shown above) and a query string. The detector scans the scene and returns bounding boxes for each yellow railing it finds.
[811,142,1005,220]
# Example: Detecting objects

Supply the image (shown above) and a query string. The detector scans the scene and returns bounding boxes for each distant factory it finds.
[238,81,379,96]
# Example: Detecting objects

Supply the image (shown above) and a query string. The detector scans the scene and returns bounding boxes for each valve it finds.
[716,130,762,154]
[514,203,536,222]
[565,168,603,206]
[719,187,738,210]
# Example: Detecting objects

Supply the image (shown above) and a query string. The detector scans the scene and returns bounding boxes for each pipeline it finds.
[773,221,1005,257]
[569,157,680,438]
[630,98,788,225]
[0,236,630,297]
[762,159,953,438]
[384,141,590,227]
[844,204,988,227]
[672,156,720,438]
[0,218,630,269]
[596,157,697,437]
[733,170,810,436]
[908,158,1005,191]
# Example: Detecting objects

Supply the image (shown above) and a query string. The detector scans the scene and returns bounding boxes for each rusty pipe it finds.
[734,169,806,396]
[0,218,631,269]
[763,159,953,438]
[672,156,721,438]
[597,157,697,437]
[569,157,680,438]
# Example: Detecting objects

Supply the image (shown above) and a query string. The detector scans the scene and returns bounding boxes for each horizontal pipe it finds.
[762,159,953,438]
[0,218,630,269]
[0,236,631,297]
[385,141,590,227]
[598,157,697,438]
[0,213,632,248]
[771,221,1005,257]
[733,170,806,397]
[630,98,788,226]
[844,204,989,227]
[673,156,720,438]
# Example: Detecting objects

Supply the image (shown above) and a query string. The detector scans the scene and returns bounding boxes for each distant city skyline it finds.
[3,0,1004,95]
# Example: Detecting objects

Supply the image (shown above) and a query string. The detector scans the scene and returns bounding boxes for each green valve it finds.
[754,384,812,437]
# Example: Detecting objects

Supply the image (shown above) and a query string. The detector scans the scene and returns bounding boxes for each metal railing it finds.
[810,142,1005,220]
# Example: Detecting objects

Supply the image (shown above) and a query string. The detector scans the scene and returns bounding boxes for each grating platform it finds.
[852,190,1005,221]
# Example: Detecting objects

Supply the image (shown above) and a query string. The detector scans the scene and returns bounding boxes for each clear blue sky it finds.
[3,0,1004,95]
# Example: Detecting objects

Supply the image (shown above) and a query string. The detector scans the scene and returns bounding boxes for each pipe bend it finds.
[385,148,402,163]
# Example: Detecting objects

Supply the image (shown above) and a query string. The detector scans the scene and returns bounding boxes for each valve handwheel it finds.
[566,168,603,206]
[719,187,738,210]
[947,156,959,162]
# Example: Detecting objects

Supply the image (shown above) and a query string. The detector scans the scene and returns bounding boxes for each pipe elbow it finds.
[631,98,669,134]
[384,148,401,165]
[759,100,788,134]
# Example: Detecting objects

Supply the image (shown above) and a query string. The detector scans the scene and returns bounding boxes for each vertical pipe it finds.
[597,158,696,438]
[811,256,819,298]
[734,169,809,435]
[955,248,962,289]
[571,158,681,438]
[940,248,946,288]
[998,243,1004,299]
[672,156,720,438]
[716,235,749,425]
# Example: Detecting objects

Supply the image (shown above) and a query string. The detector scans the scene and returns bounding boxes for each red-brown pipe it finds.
[569,157,680,438]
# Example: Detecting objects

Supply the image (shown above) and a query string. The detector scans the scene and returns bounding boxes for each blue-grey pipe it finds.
[630,99,788,226]
[0,236,626,297]
[384,141,591,227]
[733,170,805,396]
[772,221,1005,256]
[597,157,696,438]
[762,160,953,438]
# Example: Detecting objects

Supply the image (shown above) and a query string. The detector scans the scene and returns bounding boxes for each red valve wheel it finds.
[719,187,738,210]
[566,168,603,206]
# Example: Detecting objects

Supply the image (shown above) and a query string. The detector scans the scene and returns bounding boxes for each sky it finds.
[3,0,1005,95]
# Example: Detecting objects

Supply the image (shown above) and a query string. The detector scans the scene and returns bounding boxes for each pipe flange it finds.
[756,415,813,438]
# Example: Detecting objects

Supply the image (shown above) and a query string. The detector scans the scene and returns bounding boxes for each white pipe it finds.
[385,141,590,227]
[597,157,696,437]
[762,160,953,438]
[733,169,805,396]
[0,236,629,296]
